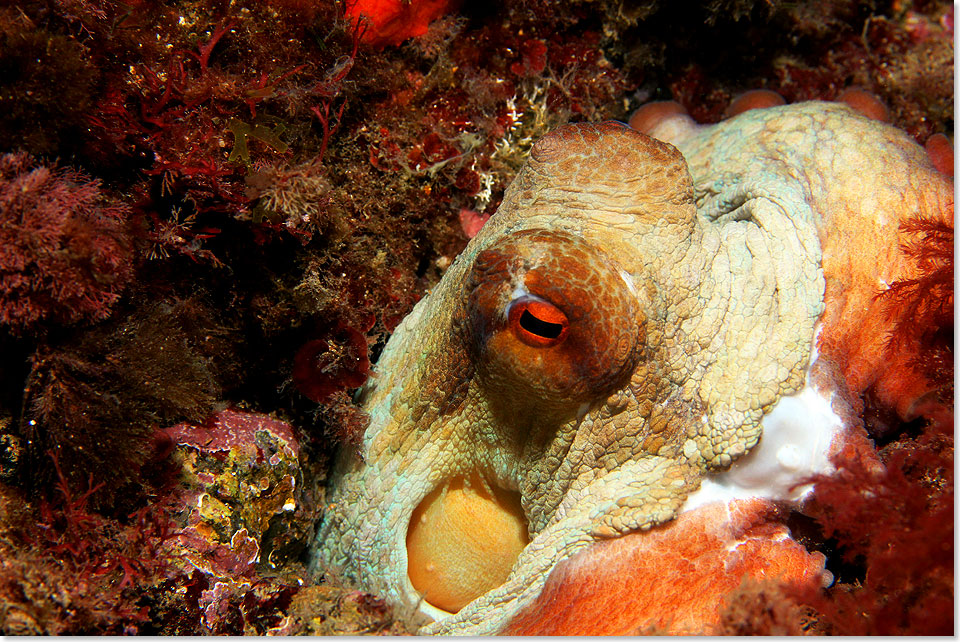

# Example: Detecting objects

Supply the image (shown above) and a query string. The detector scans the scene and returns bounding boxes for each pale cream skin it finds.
[311,102,952,634]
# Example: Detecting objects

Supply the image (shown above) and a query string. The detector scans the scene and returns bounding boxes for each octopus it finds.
[311,95,953,635]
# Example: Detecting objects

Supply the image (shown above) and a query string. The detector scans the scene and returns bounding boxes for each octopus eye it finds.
[466,229,643,407]
[509,297,569,346]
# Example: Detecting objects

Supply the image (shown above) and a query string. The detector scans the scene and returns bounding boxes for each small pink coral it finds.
[0,153,132,333]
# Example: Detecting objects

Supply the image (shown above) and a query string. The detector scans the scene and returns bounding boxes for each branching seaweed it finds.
[877,215,954,399]
[20,298,235,505]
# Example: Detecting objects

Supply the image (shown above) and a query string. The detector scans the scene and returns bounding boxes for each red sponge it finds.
[346,0,457,48]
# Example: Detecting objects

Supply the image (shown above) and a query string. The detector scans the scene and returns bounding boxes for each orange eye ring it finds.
[508,297,569,347]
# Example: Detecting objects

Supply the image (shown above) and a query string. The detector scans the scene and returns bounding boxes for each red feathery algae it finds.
[0,152,132,334]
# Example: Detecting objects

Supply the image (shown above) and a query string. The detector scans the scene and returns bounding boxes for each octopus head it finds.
[405,227,651,614]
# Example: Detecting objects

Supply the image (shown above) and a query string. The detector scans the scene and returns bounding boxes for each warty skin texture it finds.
[646,101,953,418]
[312,101,952,634]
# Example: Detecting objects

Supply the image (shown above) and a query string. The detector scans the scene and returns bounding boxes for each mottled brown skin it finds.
[313,102,951,634]
[313,116,836,634]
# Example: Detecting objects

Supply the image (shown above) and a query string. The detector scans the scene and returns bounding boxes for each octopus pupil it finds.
[519,309,564,339]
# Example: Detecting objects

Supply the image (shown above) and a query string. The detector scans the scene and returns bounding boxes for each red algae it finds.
[0,153,132,333]
[789,413,953,635]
